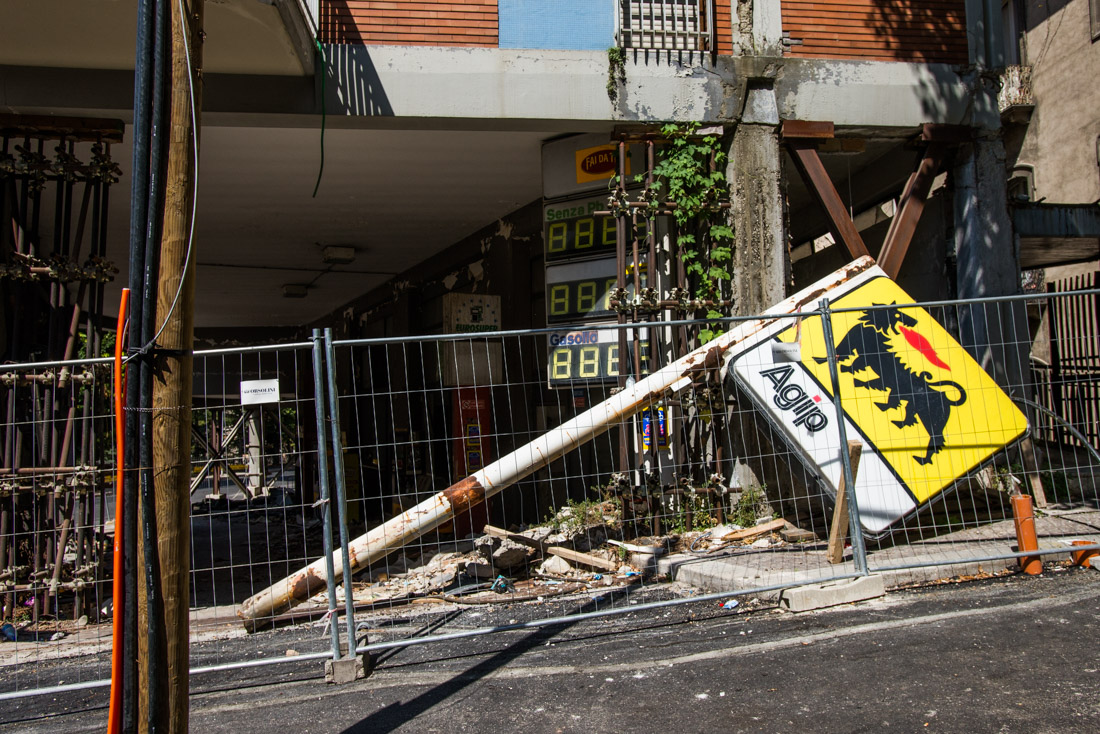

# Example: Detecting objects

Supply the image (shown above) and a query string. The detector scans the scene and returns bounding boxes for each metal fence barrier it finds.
[1,286,1098,703]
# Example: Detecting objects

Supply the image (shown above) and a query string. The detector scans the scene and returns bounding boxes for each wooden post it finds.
[827,441,863,565]
[147,2,202,731]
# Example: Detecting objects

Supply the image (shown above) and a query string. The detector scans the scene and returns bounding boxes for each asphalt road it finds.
[3,567,1099,733]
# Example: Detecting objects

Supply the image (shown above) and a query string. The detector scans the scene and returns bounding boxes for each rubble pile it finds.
[301,510,812,613]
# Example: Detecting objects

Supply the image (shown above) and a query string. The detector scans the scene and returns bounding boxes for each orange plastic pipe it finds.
[107,288,130,734]
[1011,493,1042,575]
[1070,539,1097,568]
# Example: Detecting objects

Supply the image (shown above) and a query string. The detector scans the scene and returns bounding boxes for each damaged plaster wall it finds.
[728,87,787,316]
[1015,0,1100,205]
[727,123,787,315]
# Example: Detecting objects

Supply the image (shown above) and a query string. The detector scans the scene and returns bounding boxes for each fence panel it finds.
[3,287,1099,704]
[0,354,116,696]
[319,313,866,657]
[0,340,344,699]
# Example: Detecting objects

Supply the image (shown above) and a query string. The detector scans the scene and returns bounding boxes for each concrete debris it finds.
[429,569,456,588]
[539,555,573,575]
[464,560,497,579]
[475,535,533,571]
[314,512,801,614]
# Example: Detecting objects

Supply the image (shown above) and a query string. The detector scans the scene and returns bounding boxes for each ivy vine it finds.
[645,122,733,343]
[606,46,626,103]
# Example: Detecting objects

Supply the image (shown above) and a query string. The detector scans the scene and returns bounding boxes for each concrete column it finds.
[954,134,1026,392]
[732,0,784,56]
[724,85,795,524]
[727,86,787,316]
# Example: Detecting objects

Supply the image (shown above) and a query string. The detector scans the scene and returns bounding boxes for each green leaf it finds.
[710,246,732,262]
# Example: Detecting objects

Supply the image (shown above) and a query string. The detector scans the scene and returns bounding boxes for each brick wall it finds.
[715,2,732,55]
[781,0,969,63]
[321,1,498,47]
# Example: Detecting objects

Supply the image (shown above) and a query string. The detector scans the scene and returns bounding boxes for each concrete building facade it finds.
[1,0,1035,342]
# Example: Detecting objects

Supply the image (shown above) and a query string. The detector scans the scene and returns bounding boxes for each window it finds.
[619,0,713,52]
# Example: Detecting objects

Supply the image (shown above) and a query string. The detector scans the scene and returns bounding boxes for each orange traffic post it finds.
[107,287,130,734]
[1070,539,1098,569]
[1011,493,1043,575]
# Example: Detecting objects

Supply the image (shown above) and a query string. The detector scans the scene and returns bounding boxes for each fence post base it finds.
[325,654,372,685]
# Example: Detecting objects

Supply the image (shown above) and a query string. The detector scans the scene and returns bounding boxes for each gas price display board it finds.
[543,176,655,387]
[544,259,646,324]
[544,194,617,262]
[547,327,651,386]
[543,194,652,264]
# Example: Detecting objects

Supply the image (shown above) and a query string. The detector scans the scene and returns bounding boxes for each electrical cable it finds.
[124,0,201,365]
[312,38,326,198]
[122,2,156,728]
[137,1,173,727]
[106,289,130,734]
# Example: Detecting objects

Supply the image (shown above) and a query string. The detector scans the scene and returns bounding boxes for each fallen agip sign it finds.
[730,266,1028,535]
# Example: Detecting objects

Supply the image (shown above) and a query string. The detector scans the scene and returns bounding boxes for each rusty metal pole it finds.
[616,139,630,476]
[237,258,877,627]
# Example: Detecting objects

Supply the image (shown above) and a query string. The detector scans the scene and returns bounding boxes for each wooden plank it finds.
[720,517,786,541]
[780,120,834,140]
[484,524,619,571]
[878,141,947,278]
[483,524,548,553]
[781,522,818,543]
[827,442,863,564]
[787,141,871,260]
[547,546,620,572]
[0,114,125,143]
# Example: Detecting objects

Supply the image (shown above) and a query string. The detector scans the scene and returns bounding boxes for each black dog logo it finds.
[815,304,966,466]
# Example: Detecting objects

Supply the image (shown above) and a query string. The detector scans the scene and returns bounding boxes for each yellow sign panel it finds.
[574,144,628,184]
[781,276,1028,504]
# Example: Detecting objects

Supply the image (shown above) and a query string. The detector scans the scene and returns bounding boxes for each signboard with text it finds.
[240,379,280,406]
[546,325,651,387]
[729,267,1028,535]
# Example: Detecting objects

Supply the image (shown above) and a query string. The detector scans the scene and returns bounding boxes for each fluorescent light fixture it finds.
[322,245,357,265]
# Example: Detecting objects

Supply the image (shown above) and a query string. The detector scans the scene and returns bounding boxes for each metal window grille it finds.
[619,0,714,52]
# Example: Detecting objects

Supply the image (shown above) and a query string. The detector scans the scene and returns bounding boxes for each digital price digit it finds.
[543,195,619,261]
[545,261,646,324]
[547,330,652,386]
[546,278,617,321]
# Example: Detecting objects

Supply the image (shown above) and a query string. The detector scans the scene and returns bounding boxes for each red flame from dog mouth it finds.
[899,325,950,370]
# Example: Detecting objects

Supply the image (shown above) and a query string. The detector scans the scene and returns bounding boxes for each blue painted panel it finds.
[499,0,616,50]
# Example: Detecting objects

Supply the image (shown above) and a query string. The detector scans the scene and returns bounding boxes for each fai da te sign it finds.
[729,267,1027,535]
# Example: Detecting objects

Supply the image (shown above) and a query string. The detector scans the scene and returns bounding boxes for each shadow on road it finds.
[339,585,638,733]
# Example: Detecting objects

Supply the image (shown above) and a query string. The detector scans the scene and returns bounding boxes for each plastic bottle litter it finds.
[721,599,739,610]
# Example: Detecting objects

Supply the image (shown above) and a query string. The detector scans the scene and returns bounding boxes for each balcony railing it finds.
[998,65,1034,113]
[619,0,715,52]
